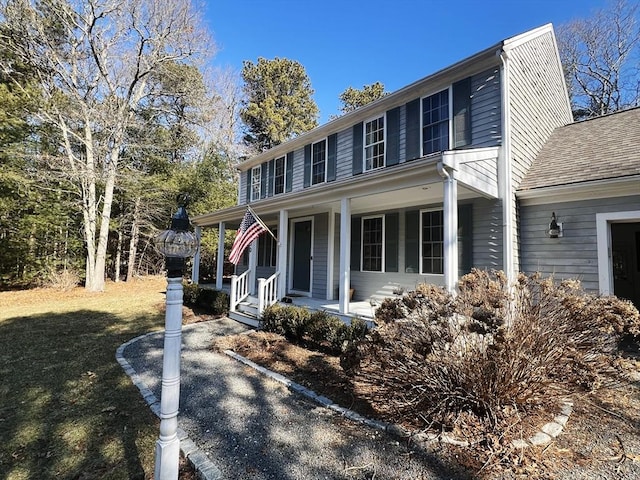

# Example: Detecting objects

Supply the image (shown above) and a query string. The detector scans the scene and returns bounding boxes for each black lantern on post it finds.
[155,194,198,277]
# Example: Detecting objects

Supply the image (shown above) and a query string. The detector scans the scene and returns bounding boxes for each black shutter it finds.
[245,170,251,203]
[458,204,473,275]
[386,107,400,166]
[327,133,337,181]
[267,159,275,197]
[453,77,472,148]
[385,212,399,272]
[285,152,293,192]
[405,98,421,161]
[303,144,311,187]
[405,210,420,273]
[260,163,267,198]
[350,216,361,270]
[352,122,363,175]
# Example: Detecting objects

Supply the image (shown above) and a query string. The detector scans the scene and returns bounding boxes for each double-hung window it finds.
[421,209,444,274]
[364,115,385,170]
[274,156,286,195]
[311,139,327,185]
[422,89,449,155]
[362,215,384,272]
[250,165,261,202]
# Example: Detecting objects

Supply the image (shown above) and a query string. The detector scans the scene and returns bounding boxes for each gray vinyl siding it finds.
[470,68,502,147]
[290,147,305,193]
[335,128,353,181]
[519,195,640,292]
[333,213,341,299]
[256,266,276,283]
[507,31,572,188]
[238,171,248,205]
[312,213,329,298]
[472,198,503,271]
[396,104,408,164]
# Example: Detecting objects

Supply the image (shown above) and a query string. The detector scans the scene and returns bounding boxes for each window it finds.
[311,139,326,185]
[421,210,444,274]
[250,165,261,202]
[257,228,277,267]
[362,216,384,272]
[274,156,286,195]
[422,89,449,155]
[364,116,385,170]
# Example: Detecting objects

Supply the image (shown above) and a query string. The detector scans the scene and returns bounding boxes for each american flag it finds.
[228,208,269,265]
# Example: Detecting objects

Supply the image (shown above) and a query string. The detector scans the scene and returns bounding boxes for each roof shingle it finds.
[518,107,640,191]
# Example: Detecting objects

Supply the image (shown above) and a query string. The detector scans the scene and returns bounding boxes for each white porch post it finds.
[339,197,351,314]
[248,238,258,295]
[216,222,225,290]
[191,226,201,284]
[440,164,459,293]
[277,209,289,300]
[327,209,335,300]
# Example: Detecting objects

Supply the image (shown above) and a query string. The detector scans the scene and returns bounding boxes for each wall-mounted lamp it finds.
[548,212,563,238]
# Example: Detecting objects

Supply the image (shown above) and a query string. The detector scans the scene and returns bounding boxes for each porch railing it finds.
[229,270,250,313]
[257,271,280,318]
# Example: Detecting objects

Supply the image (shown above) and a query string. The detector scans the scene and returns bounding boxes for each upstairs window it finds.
[311,139,327,185]
[422,89,449,155]
[364,116,385,170]
[274,155,286,195]
[421,209,444,274]
[362,215,384,272]
[250,165,261,202]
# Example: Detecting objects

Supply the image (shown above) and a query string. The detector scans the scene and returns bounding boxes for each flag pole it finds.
[247,205,278,242]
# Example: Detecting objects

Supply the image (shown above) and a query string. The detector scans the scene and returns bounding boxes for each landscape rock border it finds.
[224,349,573,450]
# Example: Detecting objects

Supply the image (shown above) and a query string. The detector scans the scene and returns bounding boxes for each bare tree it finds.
[0,0,213,290]
[558,0,640,119]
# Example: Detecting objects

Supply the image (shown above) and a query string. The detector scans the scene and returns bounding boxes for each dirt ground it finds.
[214,329,640,478]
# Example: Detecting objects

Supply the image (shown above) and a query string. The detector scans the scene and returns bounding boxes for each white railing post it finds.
[257,277,266,317]
[230,274,238,312]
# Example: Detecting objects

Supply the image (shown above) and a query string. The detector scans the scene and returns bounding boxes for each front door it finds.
[611,222,640,309]
[291,219,312,293]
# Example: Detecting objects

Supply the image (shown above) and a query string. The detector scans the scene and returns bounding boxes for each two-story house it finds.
[191,24,574,325]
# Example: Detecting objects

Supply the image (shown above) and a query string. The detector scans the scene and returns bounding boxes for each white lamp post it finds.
[153,194,198,480]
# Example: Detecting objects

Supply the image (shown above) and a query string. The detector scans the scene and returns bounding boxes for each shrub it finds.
[43,267,80,291]
[183,283,199,306]
[343,270,640,434]
[261,304,311,342]
[182,284,229,315]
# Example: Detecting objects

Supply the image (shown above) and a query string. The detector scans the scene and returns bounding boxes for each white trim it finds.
[361,214,386,273]
[250,165,261,202]
[277,209,289,299]
[216,222,225,290]
[311,138,328,185]
[289,216,314,296]
[339,198,351,314]
[499,51,515,283]
[420,86,453,156]
[596,210,640,296]
[517,176,640,205]
[363,113,387,171]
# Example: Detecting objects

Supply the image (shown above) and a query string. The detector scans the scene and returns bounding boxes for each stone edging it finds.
[116,332,223,480]
[224,349,573,449]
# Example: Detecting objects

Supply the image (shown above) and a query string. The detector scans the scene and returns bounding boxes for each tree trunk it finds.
[114,229,123,283]
[126,197,141,281]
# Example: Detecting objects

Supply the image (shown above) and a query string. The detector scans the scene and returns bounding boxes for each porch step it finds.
[238,301,258,317]
[229,310,260,328]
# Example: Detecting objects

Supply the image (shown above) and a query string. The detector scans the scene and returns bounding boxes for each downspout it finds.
[499,48,516,283]
[437,160,458,293]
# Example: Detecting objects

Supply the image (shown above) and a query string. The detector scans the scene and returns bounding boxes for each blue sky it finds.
[202,0,607,123]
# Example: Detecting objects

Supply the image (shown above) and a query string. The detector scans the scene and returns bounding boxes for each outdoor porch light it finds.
[153,193,198,480]
[548,212,563,238]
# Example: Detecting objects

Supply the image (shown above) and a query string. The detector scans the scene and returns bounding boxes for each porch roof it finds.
[192,147,499,228]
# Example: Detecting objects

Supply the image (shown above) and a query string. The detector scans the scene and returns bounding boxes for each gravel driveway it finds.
[118,318,471,480]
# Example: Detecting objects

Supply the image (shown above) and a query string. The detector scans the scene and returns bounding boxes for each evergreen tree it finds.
[240,57,318,152]
[337,82,388,115]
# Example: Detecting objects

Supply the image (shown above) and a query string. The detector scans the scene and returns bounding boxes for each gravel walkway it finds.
[118,318,471,480]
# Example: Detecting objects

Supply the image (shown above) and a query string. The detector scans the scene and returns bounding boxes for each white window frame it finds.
[274,155,286,195]
[420,87,452,156]
[363,114,386,171]
[250,165,261,202]
[311,138,327,185]
[361,214,385,273]
[419,208,445,275]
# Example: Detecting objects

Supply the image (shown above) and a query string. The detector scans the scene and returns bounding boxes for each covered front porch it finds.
[192,147,500,323]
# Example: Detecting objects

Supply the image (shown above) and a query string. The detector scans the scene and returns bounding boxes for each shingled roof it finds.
[518,107,640,191]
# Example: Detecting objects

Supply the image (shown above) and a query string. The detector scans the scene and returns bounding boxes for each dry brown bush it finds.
[341,270,640,437]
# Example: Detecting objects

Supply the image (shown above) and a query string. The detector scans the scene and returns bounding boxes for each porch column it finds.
[441,164,459,292]
[339,197,351,315]
[277,209,289,300]
[327,210,335,300]
[191,225,201,284]
[215,222,225,290]
[248,238,258,295]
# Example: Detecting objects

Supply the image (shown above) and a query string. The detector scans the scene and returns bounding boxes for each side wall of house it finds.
[519,195,640,292]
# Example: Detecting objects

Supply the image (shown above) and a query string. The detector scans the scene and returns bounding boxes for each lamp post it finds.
[153,194,198,480]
